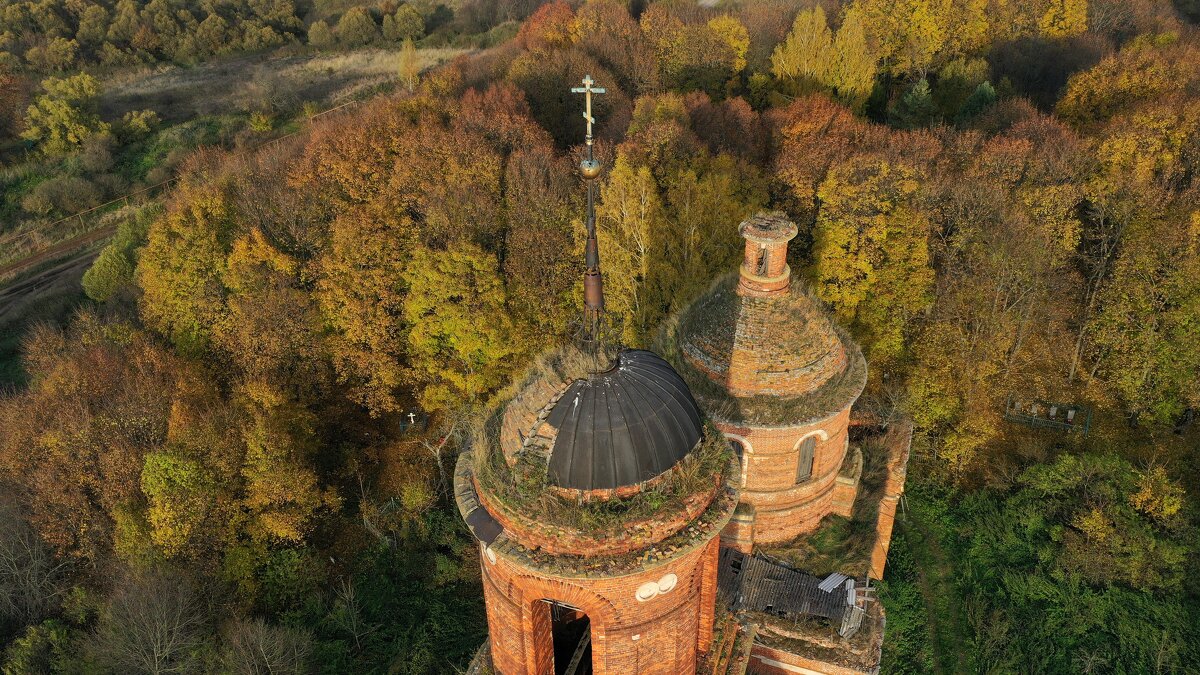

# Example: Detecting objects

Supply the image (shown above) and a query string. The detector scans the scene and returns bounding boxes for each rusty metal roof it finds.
[545,349,703,491]
[718,548,852,621]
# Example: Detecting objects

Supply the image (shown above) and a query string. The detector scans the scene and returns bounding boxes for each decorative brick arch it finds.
[515,573,619,625]
[793,429,830,448]
[514,573,619,673]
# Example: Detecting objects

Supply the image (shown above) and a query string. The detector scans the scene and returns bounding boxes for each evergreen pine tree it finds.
[889,78,936,129]
[955,80,996,124]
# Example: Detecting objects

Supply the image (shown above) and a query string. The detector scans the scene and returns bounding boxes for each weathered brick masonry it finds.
[675,212,867,548]
[461,210,909,675]
[480,536,722,675]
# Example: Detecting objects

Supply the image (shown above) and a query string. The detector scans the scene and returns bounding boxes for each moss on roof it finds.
[460,343,738,575]
[758,431,892,578]
[655,275,868,428]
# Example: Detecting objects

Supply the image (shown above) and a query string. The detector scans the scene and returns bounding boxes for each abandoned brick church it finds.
[456,77,912,675]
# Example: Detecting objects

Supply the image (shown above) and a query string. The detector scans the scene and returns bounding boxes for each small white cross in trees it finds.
[570,74,606,146]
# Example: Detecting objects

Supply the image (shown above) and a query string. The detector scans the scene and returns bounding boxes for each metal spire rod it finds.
[571,75,606,341]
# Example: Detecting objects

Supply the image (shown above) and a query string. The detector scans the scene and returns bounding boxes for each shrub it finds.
[82,245,134,302]
[21,175,100,215]
[248,111,273,132]
[78,132,114,173]
[119,109,160,140]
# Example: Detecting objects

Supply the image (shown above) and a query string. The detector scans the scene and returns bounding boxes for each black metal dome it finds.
[545,349,704,491]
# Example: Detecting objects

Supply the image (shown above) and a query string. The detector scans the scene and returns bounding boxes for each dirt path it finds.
[0,223,116,281]
[0,250,98,323]
[904,510,971,674]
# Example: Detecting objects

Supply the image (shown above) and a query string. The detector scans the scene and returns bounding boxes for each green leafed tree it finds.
[82,245,135,302]
[401,242,521,411]
[306,19,334,49]
[889,77,937,129]
[382,4,424,42]
[21,74,109,155]
[141,450,215,557]
[336,8,378,48]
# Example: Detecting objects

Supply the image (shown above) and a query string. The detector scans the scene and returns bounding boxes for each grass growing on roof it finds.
[654,273,868,428]
[472,345,733,537]
[759,434,892,578]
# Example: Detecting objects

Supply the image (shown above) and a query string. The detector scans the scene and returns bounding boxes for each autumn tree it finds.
[571,0,659,95]
[137,160,235,354]
[21,73,109,154]
[827,8,876,111]
[812,155,933,366]
[398,38,420,92]
[770,6,832,93]
[1056,35,1198,127]
[516,0,574,52]
[0,315,178,564]
[1090,213,1200,424]
[239,383,329,542]
[401,242,520,411]
[852,0,948,77]
[1038,0,1087,38]
[640,6,749,96]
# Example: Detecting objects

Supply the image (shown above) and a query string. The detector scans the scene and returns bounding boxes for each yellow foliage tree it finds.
[1038,0,1087,38]
[811,156,933,364]
[401,242,521,411]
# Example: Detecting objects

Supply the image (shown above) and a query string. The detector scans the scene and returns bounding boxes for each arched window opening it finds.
[796,436,816,483]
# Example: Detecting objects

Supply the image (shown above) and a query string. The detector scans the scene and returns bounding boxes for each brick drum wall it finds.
[720,405,852,545]
[481,536,721,675]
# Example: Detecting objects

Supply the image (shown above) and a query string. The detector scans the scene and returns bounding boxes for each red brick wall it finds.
[748,644,871,675]
[869,421,912,580]
[480,536,721,675]
[719,405,852,545]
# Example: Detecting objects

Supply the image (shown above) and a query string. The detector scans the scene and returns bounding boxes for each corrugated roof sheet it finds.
[718,548,853,622]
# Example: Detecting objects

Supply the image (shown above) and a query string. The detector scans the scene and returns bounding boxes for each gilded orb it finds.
[580,158,602,180]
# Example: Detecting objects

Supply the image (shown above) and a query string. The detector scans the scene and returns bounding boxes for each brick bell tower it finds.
[671,212,868,550]
[455,75,736,675]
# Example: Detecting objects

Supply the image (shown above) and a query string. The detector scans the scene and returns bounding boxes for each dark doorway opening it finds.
[547,600,592,675]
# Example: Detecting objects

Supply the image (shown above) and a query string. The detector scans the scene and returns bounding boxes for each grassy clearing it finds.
[99,47,468,123]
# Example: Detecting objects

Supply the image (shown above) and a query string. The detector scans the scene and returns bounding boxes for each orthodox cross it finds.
[570,75,609,351]
[571,74,606,154]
